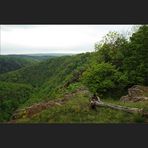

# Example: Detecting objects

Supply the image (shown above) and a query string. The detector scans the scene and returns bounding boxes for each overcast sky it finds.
[0,25,134,55]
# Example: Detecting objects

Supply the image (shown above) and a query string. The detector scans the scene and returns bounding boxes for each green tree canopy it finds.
[82,62,128,98]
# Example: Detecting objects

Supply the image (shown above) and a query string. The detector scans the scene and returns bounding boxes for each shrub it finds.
[82,62,128,98]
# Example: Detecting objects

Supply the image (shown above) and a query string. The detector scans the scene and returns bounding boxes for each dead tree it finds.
[90,96,148,117]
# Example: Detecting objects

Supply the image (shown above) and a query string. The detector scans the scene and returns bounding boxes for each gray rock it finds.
[120,85,148,102]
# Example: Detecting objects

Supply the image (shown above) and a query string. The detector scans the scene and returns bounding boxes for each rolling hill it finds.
[0,53,92,122]
[0,55,39,74]
[0,53,76,74]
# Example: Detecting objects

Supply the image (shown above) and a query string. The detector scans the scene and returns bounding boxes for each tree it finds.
[95,31,128,69]
[82,62,128,98]
[123,25,148,85]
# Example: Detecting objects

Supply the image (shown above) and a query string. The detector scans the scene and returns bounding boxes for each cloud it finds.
[1,25,134,54]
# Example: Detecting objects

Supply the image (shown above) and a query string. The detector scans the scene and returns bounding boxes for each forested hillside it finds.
[0,25,148,123]
[0,54,90,87]
[0,54,75,74]
[0,55,39,74]
[0,81,33,121]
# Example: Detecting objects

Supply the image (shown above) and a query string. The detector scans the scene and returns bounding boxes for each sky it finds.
[0,25,135,55]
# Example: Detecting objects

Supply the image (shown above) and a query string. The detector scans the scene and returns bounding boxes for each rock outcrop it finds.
[10,87,88,122]
[120,85,148,102]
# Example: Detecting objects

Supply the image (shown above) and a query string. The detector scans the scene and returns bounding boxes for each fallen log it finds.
[90,100,148,117]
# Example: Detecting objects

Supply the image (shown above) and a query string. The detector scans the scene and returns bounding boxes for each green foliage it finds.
[0,81,33,121]
[123,25,148,85]
[15,90,147,123]
[95,31,128,69]
[82,62,128,98]
[0,53,91,87]
[0,53,91,108]
[84,25,148,96]
[0,55,39,74]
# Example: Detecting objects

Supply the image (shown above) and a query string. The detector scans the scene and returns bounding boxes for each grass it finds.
[15,86,148,124]
[105,98,148,110]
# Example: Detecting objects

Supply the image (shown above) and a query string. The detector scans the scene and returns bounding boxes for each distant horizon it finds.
[0,52,80,56]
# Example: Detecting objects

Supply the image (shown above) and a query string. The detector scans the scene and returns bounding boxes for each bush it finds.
[82,62,128,98]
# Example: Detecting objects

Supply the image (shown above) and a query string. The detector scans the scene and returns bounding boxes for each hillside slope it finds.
[11,83,148,123]
[0,55,39,74]
[0,53,90,86]
[0,81,33,122]
[0,53,92,110]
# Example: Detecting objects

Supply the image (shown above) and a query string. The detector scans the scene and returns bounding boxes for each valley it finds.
[0,25,148,123]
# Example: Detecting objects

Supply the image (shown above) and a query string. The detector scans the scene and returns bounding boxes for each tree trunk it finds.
[91,100,148,116]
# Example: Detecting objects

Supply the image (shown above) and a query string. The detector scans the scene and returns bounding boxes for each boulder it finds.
[120,85,148,102]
